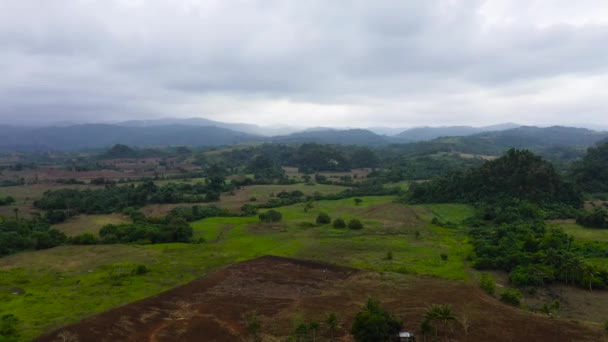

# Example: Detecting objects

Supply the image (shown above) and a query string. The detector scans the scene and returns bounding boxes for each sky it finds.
[1,0,608,128]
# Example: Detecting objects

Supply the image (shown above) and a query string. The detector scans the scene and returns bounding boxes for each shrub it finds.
[69,233,99,245]
[440,253,448,261]
[240,204,258,216]
[354,198,363,206]
[316,212,331,224]
[132,264,149,275]
[386,251,393,260]
[332,218,346,228]
[479,273,496,296]
[0,314,20,340]
[348,219,363,230]
[500,288,522,306]
[259,209,282,223]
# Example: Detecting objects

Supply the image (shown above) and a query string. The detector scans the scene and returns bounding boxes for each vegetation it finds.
[350,298,401,342]
[347,219,363,230]
[0,216,66,256]
[571,141,608,193]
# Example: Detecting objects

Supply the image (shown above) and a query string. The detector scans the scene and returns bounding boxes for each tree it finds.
[245,313,261,341]
[348,219,363,230]
[326,313,339,341]
[259,210,282,223]
[332,218,346,228]
[309,321,320,342]
[351,298,402,342]
[316,212,331,224]
[422,304,456,341]
[354,198,363,206]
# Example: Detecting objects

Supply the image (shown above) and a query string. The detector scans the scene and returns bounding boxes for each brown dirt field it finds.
[35,256,604,342]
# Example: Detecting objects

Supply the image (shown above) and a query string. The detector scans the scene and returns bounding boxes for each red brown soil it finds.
[35,256,603,342]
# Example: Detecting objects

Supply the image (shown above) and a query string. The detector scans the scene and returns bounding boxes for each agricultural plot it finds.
[52,214,132,236]
[35,256,603,342]
[0,196,475,341]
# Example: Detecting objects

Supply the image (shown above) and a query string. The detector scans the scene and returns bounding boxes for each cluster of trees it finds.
[96,219,193,244]
[316,212,364,229]
[577,208,608,228]
[571,141,608,193]
[35,164,229,215]
[469,202,608,289]
[406,149,582,209]
[0,196,15,206]
[0,215,66,256]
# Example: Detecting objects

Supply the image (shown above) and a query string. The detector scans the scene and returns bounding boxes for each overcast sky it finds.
[1,0,608,128]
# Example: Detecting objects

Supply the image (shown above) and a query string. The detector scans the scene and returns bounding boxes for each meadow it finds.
[0,194,475,341]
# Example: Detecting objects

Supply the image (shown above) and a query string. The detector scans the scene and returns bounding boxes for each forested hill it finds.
[273,129,389,146]
[0,124,263,150]
[392,126,608,159]
[406,149,582,207]
[0,123,606,152]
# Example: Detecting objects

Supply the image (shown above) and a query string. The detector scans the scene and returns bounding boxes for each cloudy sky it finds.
[1,0,608,128]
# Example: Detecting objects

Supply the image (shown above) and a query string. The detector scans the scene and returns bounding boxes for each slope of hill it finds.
[395,123,520,141]
[0,124,263,150]
[117,117,299,136]
[273,128,389,146]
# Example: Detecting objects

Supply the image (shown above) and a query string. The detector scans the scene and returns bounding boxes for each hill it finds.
[273,128,389,146]
[395,123,520,141]
[0,124,262,151]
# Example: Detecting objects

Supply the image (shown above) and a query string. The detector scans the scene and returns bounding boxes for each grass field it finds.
[548,219,608,242]
[0,195,476,341]
[52,214,132,236]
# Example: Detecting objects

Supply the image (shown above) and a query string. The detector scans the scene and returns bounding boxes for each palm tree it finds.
[424,304,456,341]
[326,313,338,341]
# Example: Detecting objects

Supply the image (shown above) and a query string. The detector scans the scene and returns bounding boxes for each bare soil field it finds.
[35,256,604,342]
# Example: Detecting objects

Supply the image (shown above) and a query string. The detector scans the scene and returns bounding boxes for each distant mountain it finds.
[117,117,299,136]
[394,126,608,161]
[0,124,263,151]
[273,129,389,146]
[396,123,520,141]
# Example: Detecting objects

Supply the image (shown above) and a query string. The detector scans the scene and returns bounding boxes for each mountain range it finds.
[0,118,606,152]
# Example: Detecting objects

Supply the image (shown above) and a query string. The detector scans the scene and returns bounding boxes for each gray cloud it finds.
[0,0,607,127]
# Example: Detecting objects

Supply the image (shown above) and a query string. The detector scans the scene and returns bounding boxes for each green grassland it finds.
[549,220,608,242]
[0,195,475,341]
[52,214,132,236]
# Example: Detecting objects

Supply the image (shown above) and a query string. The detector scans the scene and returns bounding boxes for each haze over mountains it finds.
[0,117,607,152]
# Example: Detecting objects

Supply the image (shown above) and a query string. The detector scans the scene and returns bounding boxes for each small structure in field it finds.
[397,331,415,342]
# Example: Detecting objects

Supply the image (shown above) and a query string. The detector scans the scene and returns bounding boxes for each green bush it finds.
[132,264,149,275]
[332,218,346,228]
[500,288,522,306]
[479,273,496,296]
[316,212,331,224]
[0,314,19,341]
[258,210,282,223]
[348,219,364,230]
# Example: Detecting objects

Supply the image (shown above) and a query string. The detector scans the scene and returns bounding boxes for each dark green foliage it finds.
[45,210,68,224]
[577,208,608,228]
[246,155,286,183]
[422,304,457,339]
[258,210,282,223]
[571,141,608,193]
[332,218,346,229]
[0,314,19,341]
[34,180,224,214]
[99,218,193,244]
[351,298,402,342]
[293,143,351,173]
[0,196,15,206]
[500,288,522,306]
[240,204,258,216]
[348,219,363,230]
[69,233,99,245]
[131,264,149,275]
[406,149,582,208]
[0,217,66,256]
[245,313,261,340]
[479,273,496,296]
[354,198,362,206]
[316,212,331,224]
[440,253,448,261]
